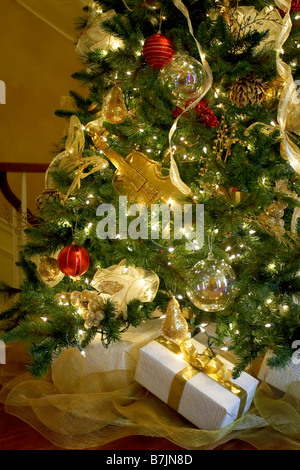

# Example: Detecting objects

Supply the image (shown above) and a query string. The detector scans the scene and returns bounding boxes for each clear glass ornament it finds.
[186,255,237,312]
[160,54,207,105]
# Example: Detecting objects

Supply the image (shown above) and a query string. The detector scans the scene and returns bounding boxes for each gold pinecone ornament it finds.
[230,76,265,108]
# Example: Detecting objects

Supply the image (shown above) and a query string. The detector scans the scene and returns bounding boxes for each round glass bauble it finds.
[186,256,237,312]
[160,54,207,105]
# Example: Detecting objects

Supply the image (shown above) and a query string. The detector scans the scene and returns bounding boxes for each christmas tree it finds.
[0,0,300,382]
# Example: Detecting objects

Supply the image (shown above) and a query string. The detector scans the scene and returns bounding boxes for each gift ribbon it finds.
[242,1,300,229]
[274,0,300,174]
[45,115,108,198]
[167,0,214,197]
[92,260,160,319]
[244,1,300,175]
[155,336,247,420]
[273,0,300,175]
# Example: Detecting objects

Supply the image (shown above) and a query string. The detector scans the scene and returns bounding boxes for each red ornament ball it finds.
[58,244,90,277]
[143,33,175,69]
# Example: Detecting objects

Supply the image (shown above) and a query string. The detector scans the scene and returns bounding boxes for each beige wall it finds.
[0,0,87,289]
[0,0,85,221]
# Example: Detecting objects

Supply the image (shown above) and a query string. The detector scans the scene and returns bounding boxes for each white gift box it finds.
[135,337,258,430]
[258,350,300,392]
[52,318,164,376]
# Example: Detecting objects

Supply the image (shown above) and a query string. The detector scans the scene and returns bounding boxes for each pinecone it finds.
[36,188,62,212]
[230,76,265,108]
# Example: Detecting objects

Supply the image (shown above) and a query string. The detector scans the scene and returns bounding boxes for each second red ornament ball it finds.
[58,244,90,277]
[143,33,175,69]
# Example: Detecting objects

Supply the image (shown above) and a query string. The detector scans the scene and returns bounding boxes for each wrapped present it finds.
[135,298,258,430]
[52,317,163,377]
[258,350,300,392]
[135,336,258,430]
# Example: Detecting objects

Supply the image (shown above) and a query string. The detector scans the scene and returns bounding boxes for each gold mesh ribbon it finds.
[45,115,109,199]
[3,339,300,449]
[155,336,247,419]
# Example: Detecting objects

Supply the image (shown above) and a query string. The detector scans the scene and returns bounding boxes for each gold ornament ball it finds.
[39,257,61,283]
[88,298,104,313]
[266,203,285,219]
[81,290,95,303]
[70,291,82,307]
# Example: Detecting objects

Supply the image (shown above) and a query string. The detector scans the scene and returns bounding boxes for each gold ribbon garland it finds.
[274,0,300,175]
[155,336,247,419]
[247,0,300,175]
[168,0,214,197]
[45,115,109,199]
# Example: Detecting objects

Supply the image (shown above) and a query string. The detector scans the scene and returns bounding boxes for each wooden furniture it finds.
[0,162,48,225]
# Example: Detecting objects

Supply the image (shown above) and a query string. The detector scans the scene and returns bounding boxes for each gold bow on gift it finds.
[160,298,247,417]
[45,115,109,199]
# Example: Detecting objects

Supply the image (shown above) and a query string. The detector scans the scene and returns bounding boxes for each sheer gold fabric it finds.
[1,340,300,450]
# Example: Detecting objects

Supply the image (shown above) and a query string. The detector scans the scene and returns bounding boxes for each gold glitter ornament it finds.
[38,257,61,283]
[264,76,285,102]
[162,298,190,343]
[85,122,186,205]
[103,87,128,125]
